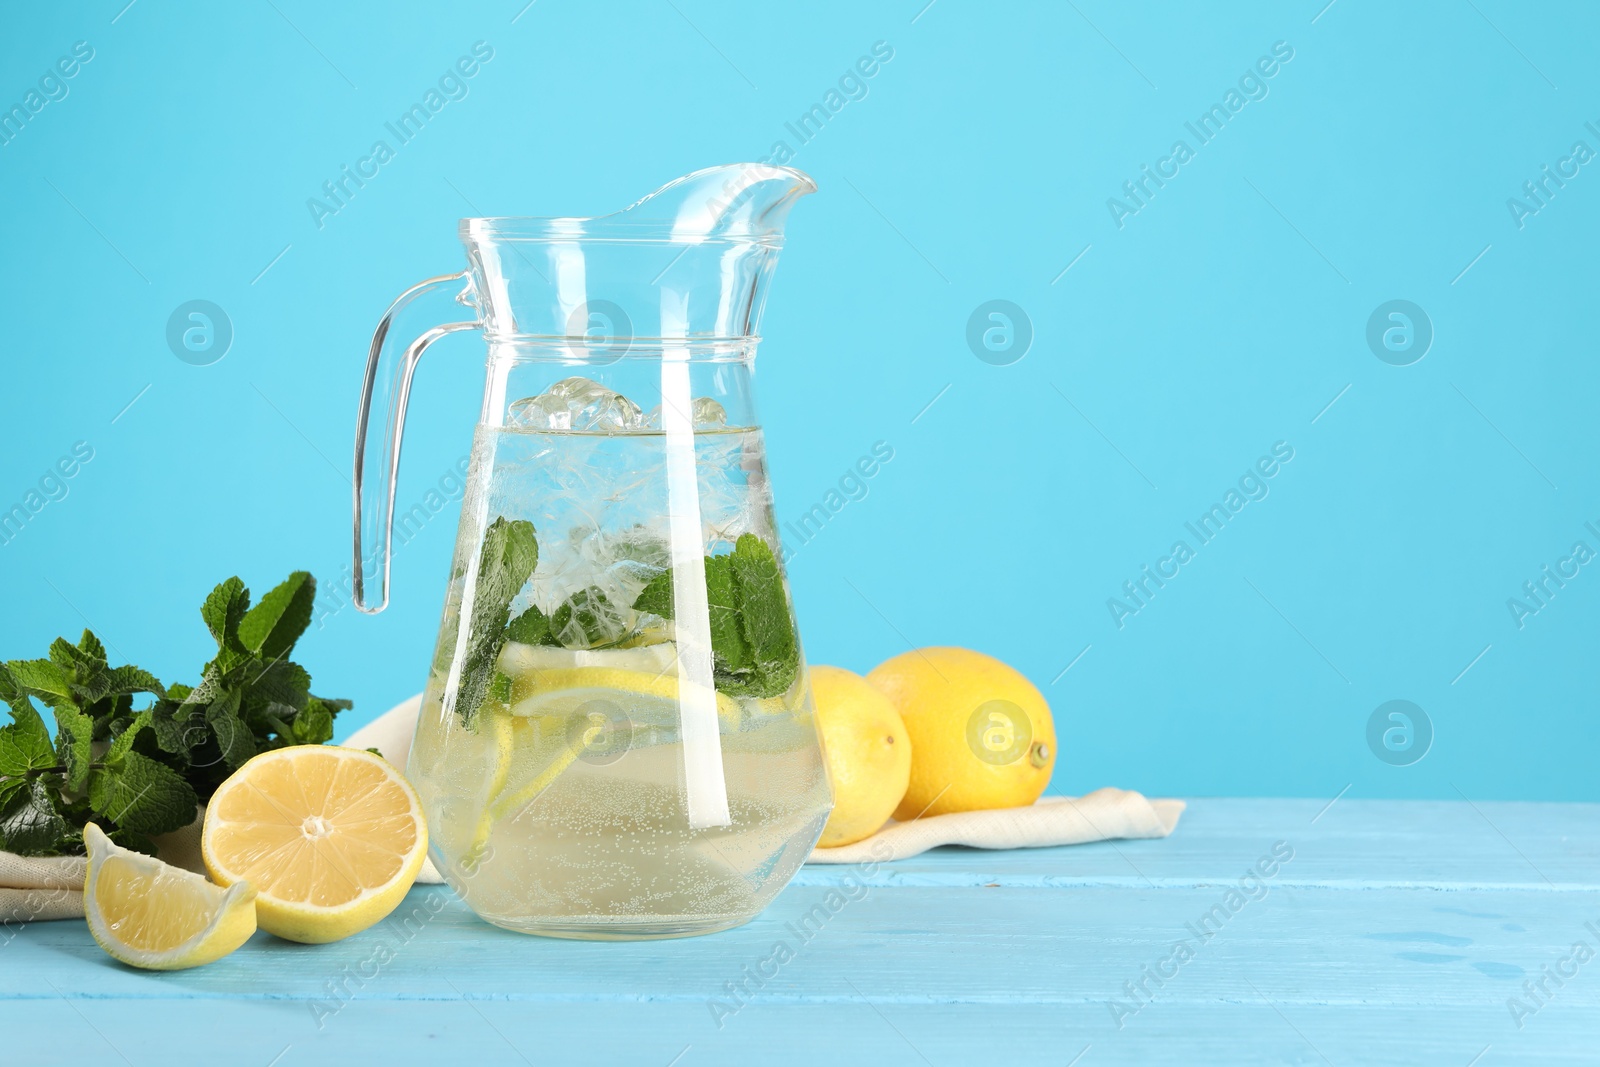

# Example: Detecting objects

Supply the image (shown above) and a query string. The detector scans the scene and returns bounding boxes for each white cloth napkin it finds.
[806,789,1184,863]
[0,851,86,923]
[0,816,206,924]
[345,696,1184,878]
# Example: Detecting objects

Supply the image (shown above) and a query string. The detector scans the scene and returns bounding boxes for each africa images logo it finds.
[306,42,495,229]
[1106,442,1295,628]
[1105,41,1296,230]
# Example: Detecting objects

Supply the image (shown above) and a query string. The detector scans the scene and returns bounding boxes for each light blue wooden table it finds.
[5,798,1598,1065]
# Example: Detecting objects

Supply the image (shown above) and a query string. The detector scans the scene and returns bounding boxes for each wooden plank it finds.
[2,799,1595,1065]
[4,999,1597,1066]
[790,799,1599,889]
[6,882,1595,1005]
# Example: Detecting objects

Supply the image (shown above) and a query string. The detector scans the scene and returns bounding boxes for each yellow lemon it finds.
[202,746,428,944]
[83,823,256,970]
[810,665,911,847]
[867,647,1056,819]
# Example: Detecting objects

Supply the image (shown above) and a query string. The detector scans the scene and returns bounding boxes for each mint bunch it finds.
[0,572,350,857]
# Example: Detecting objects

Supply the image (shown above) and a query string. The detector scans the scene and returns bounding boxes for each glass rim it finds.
[460,217,788,244]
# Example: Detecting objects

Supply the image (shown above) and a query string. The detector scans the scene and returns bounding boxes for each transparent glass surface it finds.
[353,165,831,939]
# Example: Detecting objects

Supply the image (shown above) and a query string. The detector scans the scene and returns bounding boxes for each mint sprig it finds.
[448,518,539,729]
[630,534,799,698]
[0,571,350,857]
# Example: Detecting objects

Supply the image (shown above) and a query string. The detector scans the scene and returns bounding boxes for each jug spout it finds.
[613,163,817,242]
[459,164,816,343]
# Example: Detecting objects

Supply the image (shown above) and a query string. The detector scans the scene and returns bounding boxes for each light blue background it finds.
[2,0,1595,802]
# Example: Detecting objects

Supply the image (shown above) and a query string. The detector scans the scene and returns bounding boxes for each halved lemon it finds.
[201,746,428,944]
[83,822,256,970]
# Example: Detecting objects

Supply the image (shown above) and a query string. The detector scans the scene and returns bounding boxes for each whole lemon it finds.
[810,665,912,847]
[867,647,1055,819]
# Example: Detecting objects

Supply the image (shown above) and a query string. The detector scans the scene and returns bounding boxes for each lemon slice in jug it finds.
[482,667,741,823]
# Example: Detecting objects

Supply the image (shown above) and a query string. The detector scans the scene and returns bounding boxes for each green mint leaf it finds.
[290,699,334,745]
[150,698,199,760]
[487,517,540,579]
[0,778,69,855]
[89,752,198,836]
[77,629,108,667]
[627,550,764,694]
[51,822,85,855]
[0,775,25,808]
[258,701,297,738]
[728,535,798,698]
[0,667,24,713]
[238,571,316,660]
[634,569,675,619]
[106,709,153,763]
[47,635,113,705]
[205,688,256,769]
[54,702,96,793]
[182,664,225,708]
[47,636,85,672]
[105,665,166,699]
[551,587,631,649]
[246,659,311,709]
[455,518,539,727]
[506,604,556,646]
[705,554,752,680]
[0,701,56,775]
[214,646,254,675]
[5,658,75,705]
[201,576,251,653]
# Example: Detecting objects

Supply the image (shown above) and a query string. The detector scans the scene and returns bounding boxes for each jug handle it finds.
[352,272,479,614]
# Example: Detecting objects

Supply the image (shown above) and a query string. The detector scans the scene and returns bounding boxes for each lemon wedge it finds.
[83,823,256,970]
[201,746,428,944]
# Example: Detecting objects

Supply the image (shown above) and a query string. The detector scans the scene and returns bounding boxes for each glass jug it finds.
[351,164,831,939]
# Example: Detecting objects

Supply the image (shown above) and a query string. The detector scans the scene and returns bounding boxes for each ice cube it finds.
[692,396,727,429]
[507,376,644,432]
[642,396,727,430]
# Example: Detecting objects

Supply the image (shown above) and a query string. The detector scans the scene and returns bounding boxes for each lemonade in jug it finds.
[351,165,832,938]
